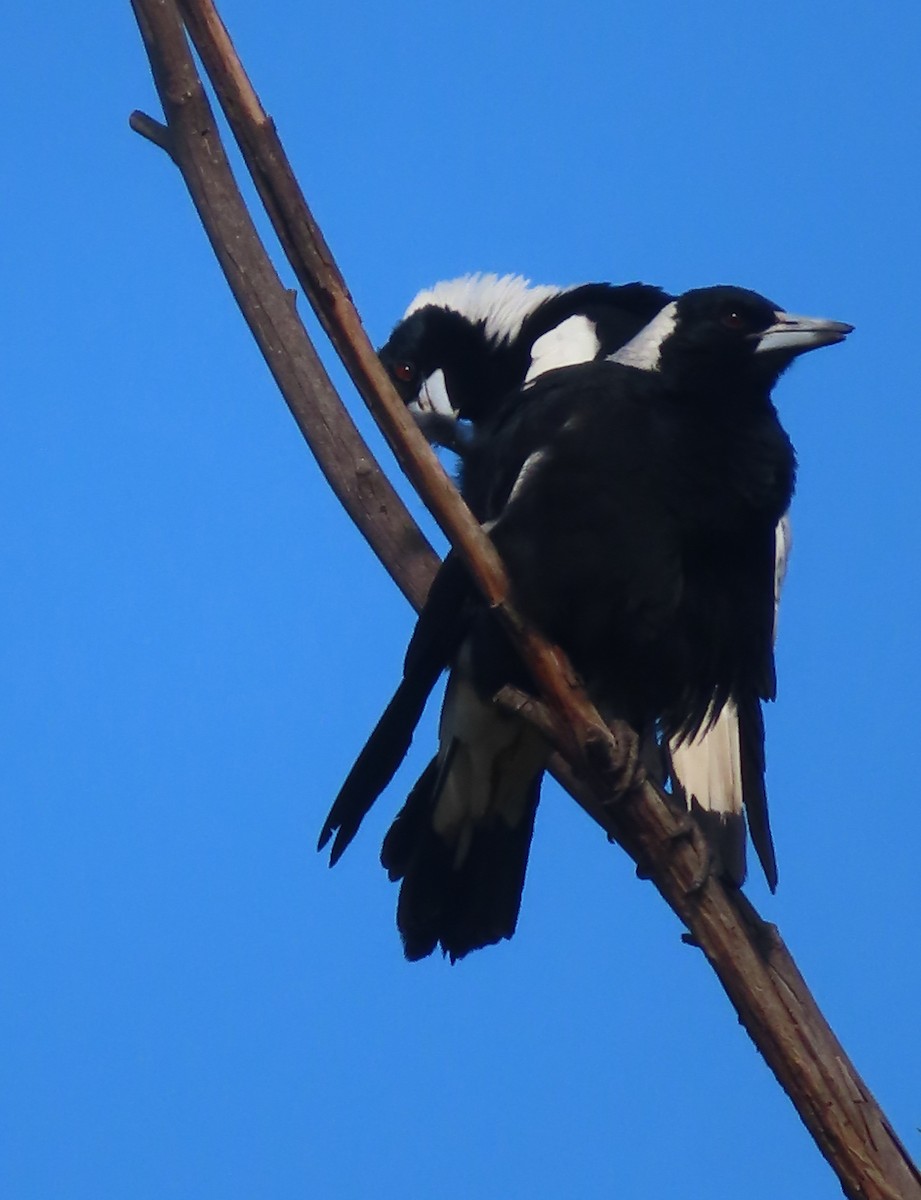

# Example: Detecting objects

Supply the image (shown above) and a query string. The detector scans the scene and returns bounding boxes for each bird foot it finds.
[584,720,645,803]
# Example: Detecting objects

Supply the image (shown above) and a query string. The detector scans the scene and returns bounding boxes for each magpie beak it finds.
[754,312,854,355]
[406,369,458,418]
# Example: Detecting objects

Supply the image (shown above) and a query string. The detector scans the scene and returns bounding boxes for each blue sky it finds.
[3,2,920,1197]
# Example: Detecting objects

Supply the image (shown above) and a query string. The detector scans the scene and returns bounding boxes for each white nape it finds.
[404,273,563,346]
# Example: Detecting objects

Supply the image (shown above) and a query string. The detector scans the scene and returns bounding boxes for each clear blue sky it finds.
[3,3,920,1197]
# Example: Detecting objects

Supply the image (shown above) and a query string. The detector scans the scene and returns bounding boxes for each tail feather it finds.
[318,671,436,864]
[669,702,746,886]
[381,677,547,962]
[737,696,777,892]
[318,553,474,864]
[382,767,542,963]
[669,697,777,891]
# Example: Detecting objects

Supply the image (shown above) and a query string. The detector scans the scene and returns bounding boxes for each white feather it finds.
[404,273,565,346]
[671,513,791,830]
[609,301,678,371]
[525,315,601,381]
[434,674,546,867]
[669,701,742,821]
[773,511,792,640]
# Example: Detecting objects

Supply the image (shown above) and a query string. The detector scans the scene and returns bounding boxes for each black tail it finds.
[738,696,778,891]
[318,671,439,865]
[381,759,542,963]
[318,554,474,864]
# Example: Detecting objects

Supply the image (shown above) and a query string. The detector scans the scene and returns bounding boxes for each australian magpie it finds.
[379,273,672,465]
[320,285,851,961]
[379,273,796,888]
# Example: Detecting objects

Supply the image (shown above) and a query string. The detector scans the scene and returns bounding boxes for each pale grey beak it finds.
[754,311,854,356]
[406,369,459,419]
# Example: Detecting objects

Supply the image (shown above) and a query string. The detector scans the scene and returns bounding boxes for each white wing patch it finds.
[404,273,565,346]
[609,301,678,371]
[525,315,601,382]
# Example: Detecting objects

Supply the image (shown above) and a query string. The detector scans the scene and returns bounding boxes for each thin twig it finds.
[128,3,921,1197]
[129,109,174,156]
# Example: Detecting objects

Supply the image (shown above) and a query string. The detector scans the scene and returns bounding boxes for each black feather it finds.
[326,283,848,959]
[382,761,541,963]
[737,694,778,891]
[317,554,474,862]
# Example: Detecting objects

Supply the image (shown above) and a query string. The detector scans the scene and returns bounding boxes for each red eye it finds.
[392,361,415,383]
[722,311,747,330]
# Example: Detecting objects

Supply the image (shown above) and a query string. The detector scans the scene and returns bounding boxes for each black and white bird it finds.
[320,285,851,961]
[380,274,803,887]
[379,273,671,471]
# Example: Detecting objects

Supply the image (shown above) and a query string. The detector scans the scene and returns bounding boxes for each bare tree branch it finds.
[128,2,921,1196]
[129,110,174,156]
[174,0,640,784]
[128,0,435,610]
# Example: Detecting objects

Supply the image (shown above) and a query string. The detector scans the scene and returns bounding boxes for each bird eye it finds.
[721,311,748,331]
[392,361,416,383]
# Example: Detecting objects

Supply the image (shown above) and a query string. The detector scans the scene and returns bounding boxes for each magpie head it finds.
[379,305,501,422]
[381,274,561,424]
[614,285,853,390]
